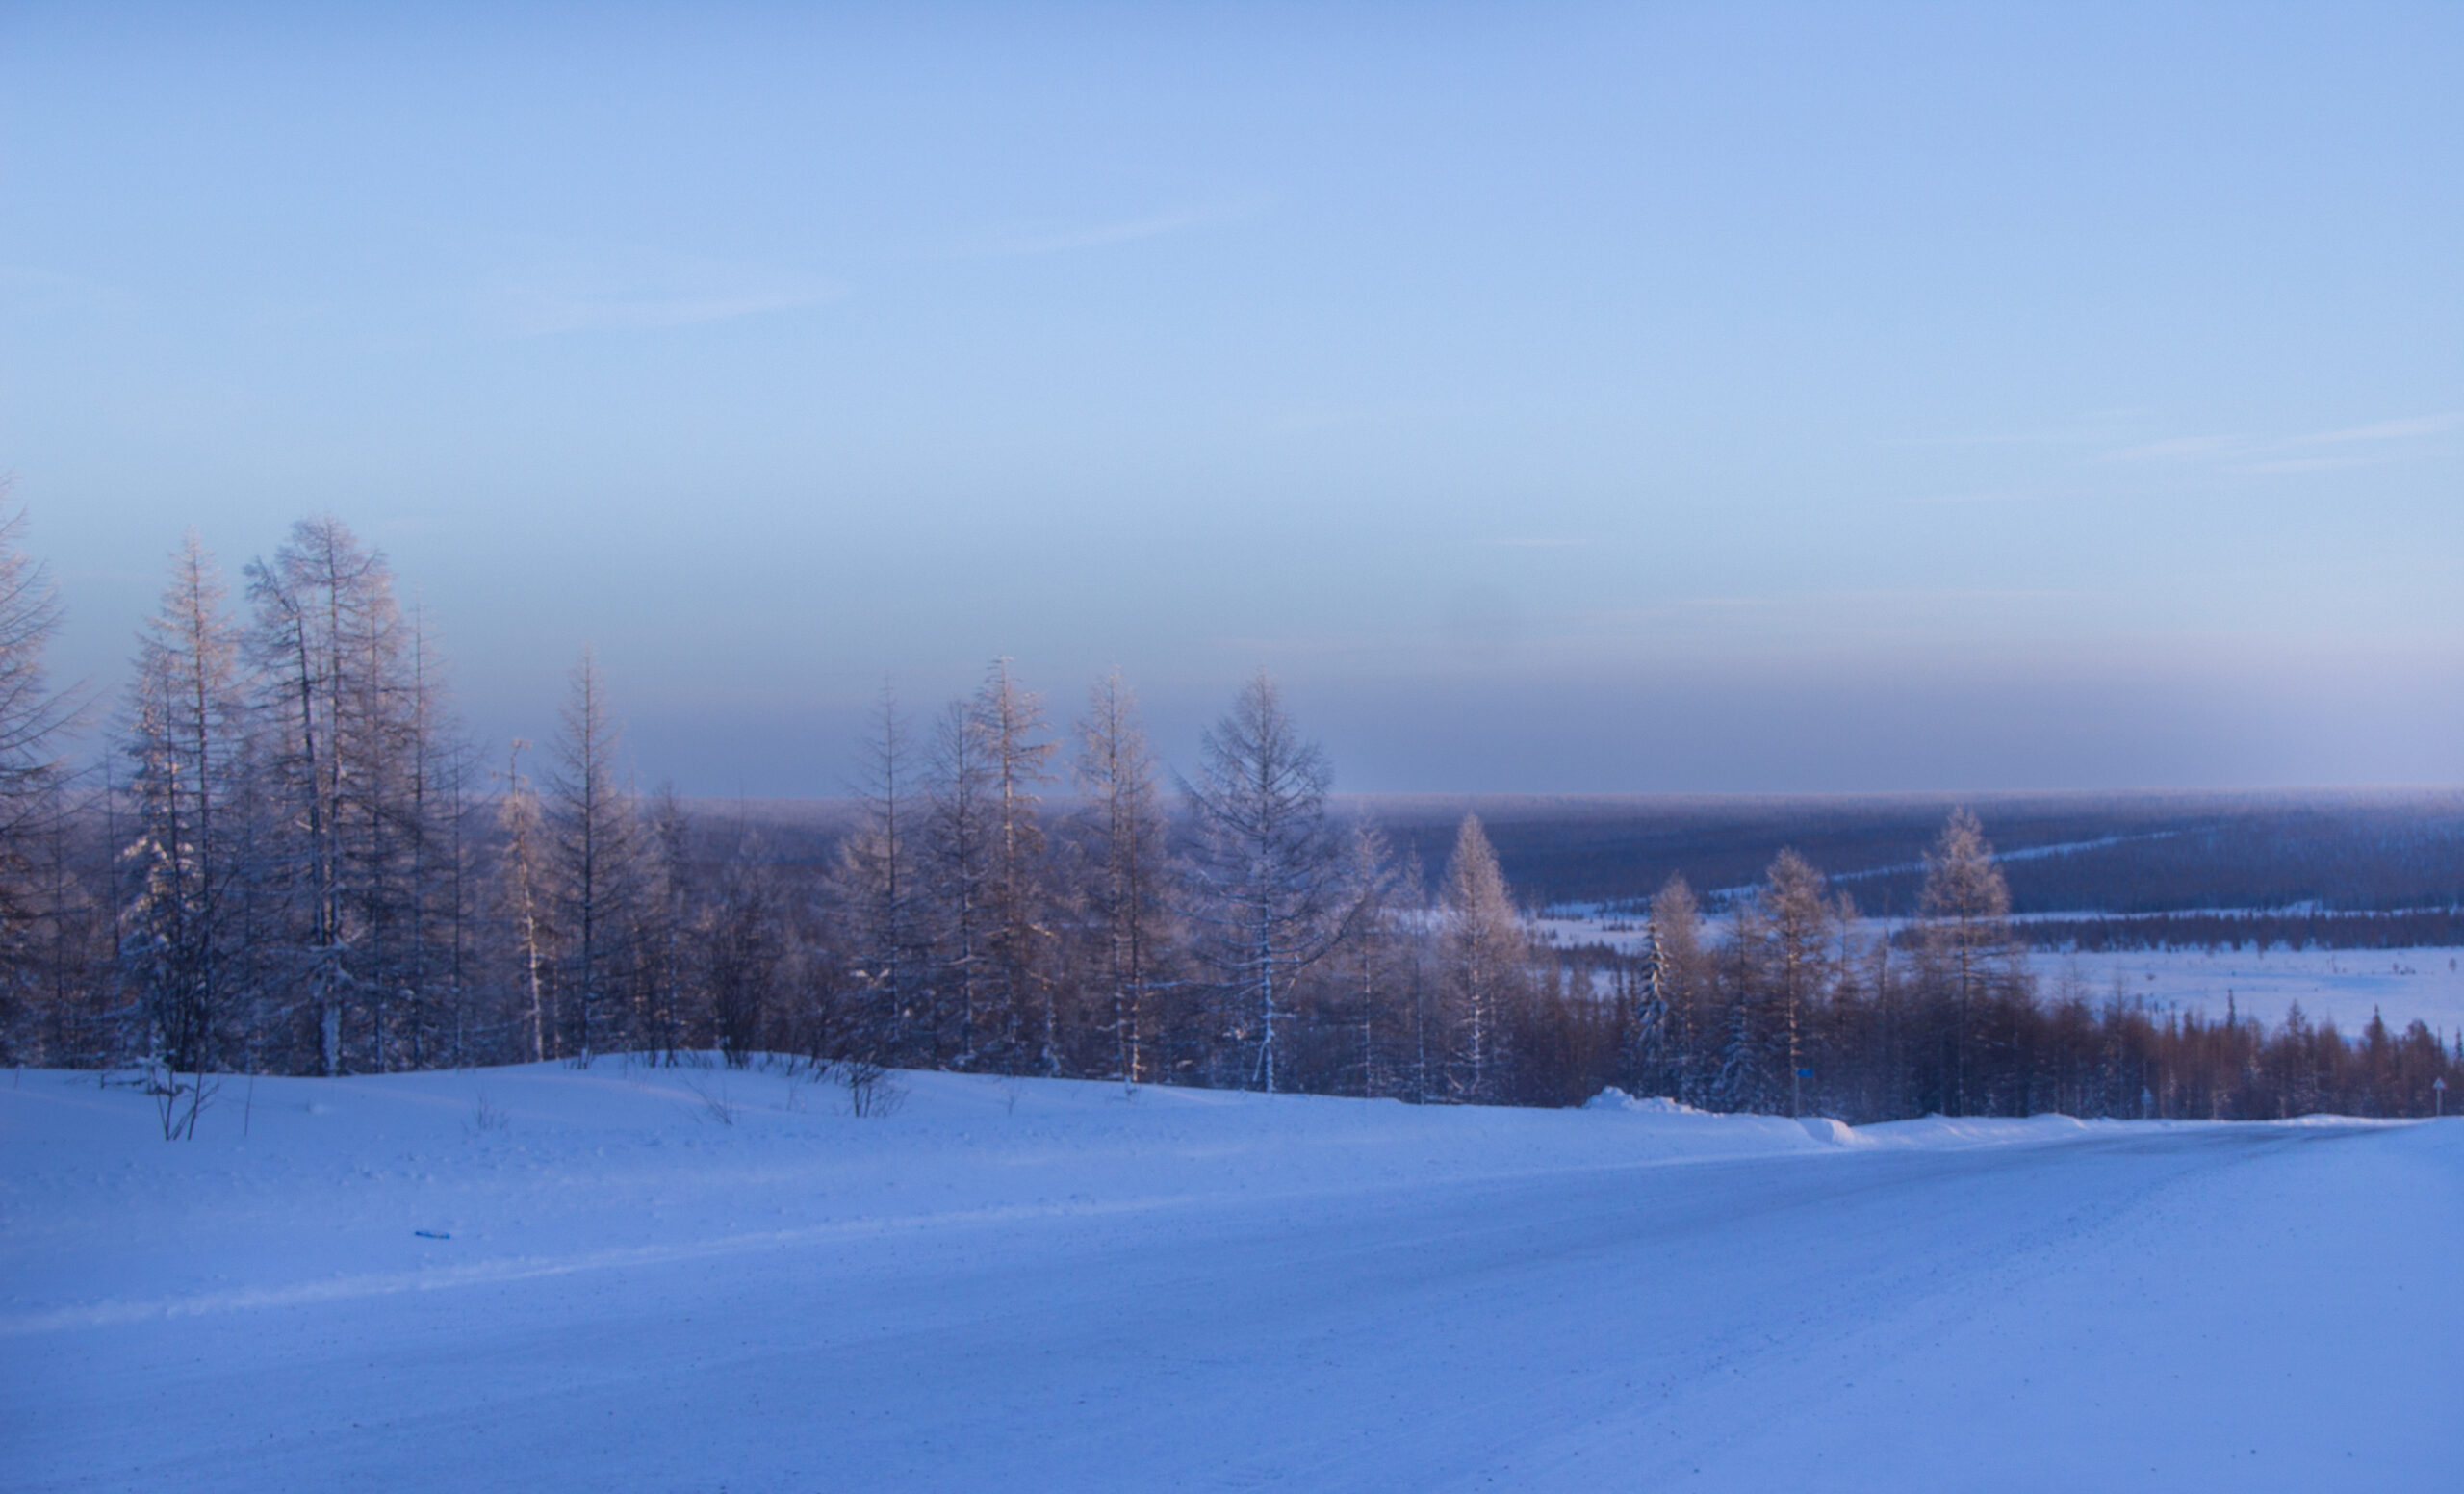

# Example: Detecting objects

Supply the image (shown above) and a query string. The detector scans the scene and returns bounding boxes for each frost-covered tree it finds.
[1439,814,1526,1104]
[1324,820,1404,1098]
[1072,669,1172,1083]
[245,517,435,1074]
[496,740,551,1062]
[1716,895,1768,1111]
[1622,873,1707,1104]
[973,659,1055,1071]
[120,534,248,1130]
[924,697,996,1065]
[1183,673,1350,1094]
[704,838,779,1069]
[1761,850,1833,1117]
[0,498,80,978]
[1388,851,1440,1102]
[834,687,928,1067]
[1918,808,2014,1116]
[393,604,476,1069]
[635,786,694,1065]
[546,649,638,1061]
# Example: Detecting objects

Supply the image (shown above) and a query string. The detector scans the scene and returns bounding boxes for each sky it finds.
[4,1,2459,794]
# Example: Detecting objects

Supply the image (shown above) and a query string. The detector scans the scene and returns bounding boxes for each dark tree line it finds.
[2013,908,2464,953]
[0,510,2456,1128]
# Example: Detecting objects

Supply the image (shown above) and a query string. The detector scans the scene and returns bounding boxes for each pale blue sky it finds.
[5,2,2459,792]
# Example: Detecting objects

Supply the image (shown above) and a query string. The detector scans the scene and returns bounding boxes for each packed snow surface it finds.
[6,1060,2458,1491]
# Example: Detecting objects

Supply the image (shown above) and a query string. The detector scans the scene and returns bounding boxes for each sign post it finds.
[2435,1076,2447,1119]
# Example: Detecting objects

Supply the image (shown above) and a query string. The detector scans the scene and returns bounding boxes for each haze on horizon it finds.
[4,2,2458,795]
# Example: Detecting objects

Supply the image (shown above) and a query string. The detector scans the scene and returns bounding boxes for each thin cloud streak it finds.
[516,288,841,334]
[1872,411,2148,449]
[1628,587,2084,613]
[480,245,845,337]
[1899,489,2029,506]
[2292,412,2464,446]
[2107,435,2246,463]
[2232,455,2386,476]
[944,202,1257,261]
[2104,412,2461,469]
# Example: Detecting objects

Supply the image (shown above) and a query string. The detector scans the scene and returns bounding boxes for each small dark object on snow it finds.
[414,1229,450,1239]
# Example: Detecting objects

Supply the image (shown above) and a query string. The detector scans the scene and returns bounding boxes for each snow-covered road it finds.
[5,1064,2456,1491]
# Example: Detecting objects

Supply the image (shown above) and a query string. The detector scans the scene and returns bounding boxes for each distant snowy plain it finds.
[2032,943,2464,1033]
[1534,912,2464,1033]
[6,1061,2458,1491]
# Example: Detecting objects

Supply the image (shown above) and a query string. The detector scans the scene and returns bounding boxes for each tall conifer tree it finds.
[1440,814,1526,1104]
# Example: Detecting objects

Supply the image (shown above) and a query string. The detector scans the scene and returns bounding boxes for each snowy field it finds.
[1534,911,2464,1034]
[6,1061,2459,1492]
[2030,943,2464,1033]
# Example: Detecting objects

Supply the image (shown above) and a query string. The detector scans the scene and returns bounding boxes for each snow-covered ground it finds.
[1536,909,2464,1034]
[6,1061,2458,1491]
[2030,943,2464,1033]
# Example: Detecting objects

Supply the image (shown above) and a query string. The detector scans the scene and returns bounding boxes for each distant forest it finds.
[1,511,2457,1129]
[1360,791,2464,924]
[1999,909,2464,953]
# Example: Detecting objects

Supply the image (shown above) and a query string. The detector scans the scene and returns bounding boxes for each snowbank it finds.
[1580,1085,1702,1115]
